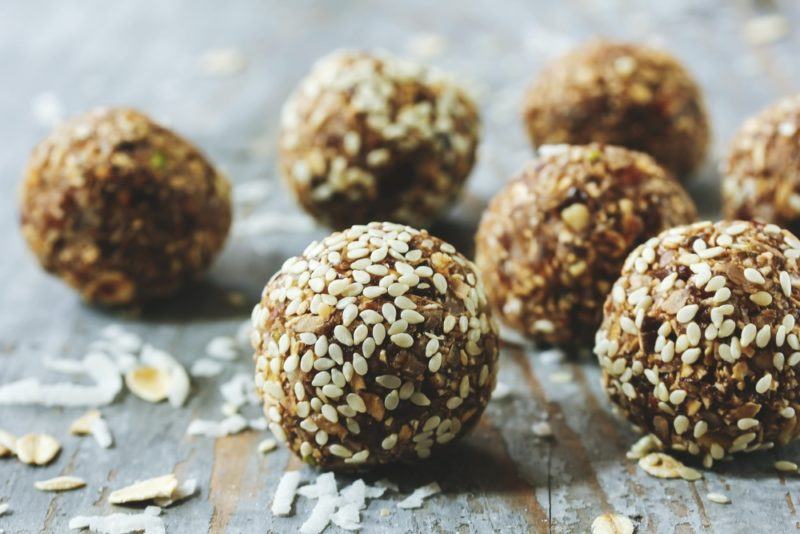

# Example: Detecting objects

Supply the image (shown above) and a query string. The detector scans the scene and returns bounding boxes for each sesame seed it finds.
[363,286,387,298]
[352,354,368,375]
[329,444,352,458]
[750,291,773,306]
[620,316,637,334]
[322,384,343,398]
[376,375,402,389]
[693,420,708,438]
[780,271,792,297]
[755,373,772,394]
[401,309,425,324]
[681,348,701,364]
[321,404,338,423]
[781,406,796,418]
[333,325,354,346]
[390,333,413,348]
[744,268,765,284]
[707,493,730,504]
[775,460,798,472]
[342,303,358,326]
[756,325,771,348]
[381,434,398,450]
[725,222,748,235]
[384,390,399,410]
[676,304,699,323]
[660,341,675,363]
[428,353,443,372]
[669,389,687,405]
[674,415,689,434]
[741,323,757,347]
[737,418,759,430]
[353,324,368,344]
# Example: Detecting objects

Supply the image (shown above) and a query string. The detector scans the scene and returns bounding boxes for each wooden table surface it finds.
[1,1,800,532]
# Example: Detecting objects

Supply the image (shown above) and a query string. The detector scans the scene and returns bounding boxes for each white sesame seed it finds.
[329,444,352,458]
[352,353,368,375]
[677,304,699,323]
[681,348,701,364]
[390,333,413,348]
[707,492,730,504]
[744,268,765,284]
[693,420,708,438]
[381,434,398,450]
[321,404,338,423]
[334,325,354,346]
[750,291,773,306]
[394,296,415,309]
[353,324,368,345]
[674,415,689,434]
[376,375,402,389]
[737,418,759,430]
[781,406,796,418]
[402,310,425,324]
[756,325,771,348]
[775,460,798,472]
[363,286,387,298]
[741,323,757,347]
[780,271,792,297]
[669,389,687,405]
[384,390,399,410]
[756,373,773,394]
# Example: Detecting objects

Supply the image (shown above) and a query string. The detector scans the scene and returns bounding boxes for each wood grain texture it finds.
[1,0,800,532]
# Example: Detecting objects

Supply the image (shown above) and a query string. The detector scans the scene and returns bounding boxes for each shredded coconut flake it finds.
[189,358,224,377]
[397,482,441,509]
[205,336,239,361]
[186,414,249,438]
[69,506,164,534]
[300,494,338,534]
[271,471,302,516]
[0,352,121,407]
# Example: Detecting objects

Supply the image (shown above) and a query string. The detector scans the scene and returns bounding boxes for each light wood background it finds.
[1,0,799,532]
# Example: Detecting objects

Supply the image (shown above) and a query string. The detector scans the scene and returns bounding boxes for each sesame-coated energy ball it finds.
[723,94,800,232]
[251,222,499,470]
[279,50,480,229]
[596,220,800,467]
[20,107,232,305]
[475,144,697,347]
[523,40,710,178]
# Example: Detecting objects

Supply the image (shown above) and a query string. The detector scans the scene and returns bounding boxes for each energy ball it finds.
[475,144,697,347]
[279,50,480,229]
[523,40,710,178]
[251,221,499,469]
[20,107,232,305]
[595,220,800,467]
[723,94,800,232]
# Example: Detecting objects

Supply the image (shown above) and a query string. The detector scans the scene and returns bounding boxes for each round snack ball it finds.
[475,144,697,347]
[251,221,499,469]
[523,39,710,178]
[279,50,480,229]
[20,107,232,305]
[723,94,800,232]
[595,220,800,467]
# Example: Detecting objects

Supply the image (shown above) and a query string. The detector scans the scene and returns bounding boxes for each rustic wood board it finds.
[1,0,800,532]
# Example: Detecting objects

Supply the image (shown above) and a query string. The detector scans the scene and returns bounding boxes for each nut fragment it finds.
[109,474,178,505]
[125,366,169,403]
[15,433,61,466]
[35,476,86,492]
[591,513,635,534]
